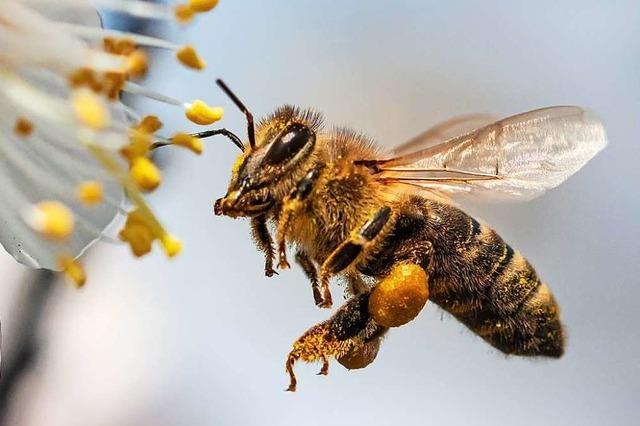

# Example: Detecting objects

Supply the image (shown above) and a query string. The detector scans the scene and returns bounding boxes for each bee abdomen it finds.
[439,229,564,358]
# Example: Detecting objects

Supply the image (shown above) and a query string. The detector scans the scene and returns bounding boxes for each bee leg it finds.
[251,216,277,277]
[276,168,322,270]
[346,272,369,296]
[284,292,384,391]
[285,352,299,392]
[318,207,392,308]
[295,250,323,306]
[317,356,329,375]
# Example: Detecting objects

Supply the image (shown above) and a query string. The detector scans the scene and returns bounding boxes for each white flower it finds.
[0,0,222,286]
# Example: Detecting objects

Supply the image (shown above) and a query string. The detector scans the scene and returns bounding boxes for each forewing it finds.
[378,106,607,201]
[391,113,497,156]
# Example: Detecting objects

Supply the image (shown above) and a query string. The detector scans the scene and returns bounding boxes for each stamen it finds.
[57,253,87,288]
[14,117,34,137]
[185,100,224,125]
[87,144,179,258]
[130,157,162,192]
[123,81,183,106]
[72,88,111,130]
[160,234,182,257]
[28,201,75,241]
[176,45,207,70]
[174,4,196,23]
[77,181,104,206]
[170,132,204,154]
[188,0,220,12]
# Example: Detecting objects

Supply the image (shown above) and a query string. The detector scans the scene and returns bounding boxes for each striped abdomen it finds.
[360,198,564,357]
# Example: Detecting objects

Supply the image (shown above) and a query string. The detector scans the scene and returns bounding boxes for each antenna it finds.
[216,79,256,149]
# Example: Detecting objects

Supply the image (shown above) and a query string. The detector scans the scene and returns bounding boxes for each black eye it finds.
[262,123,315,166]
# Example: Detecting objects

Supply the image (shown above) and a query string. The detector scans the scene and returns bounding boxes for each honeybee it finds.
[206,80,606,391]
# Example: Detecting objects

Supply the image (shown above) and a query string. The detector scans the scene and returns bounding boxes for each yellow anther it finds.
[126,49,149,78]
[185,100,223,125]
[76,181,104,206]
[137,115,163,133]
[14,117,34,137]
[72,88,111,130]
[171,132,203,154]
[103,71,127,100]
[103,37,136,55]
[68,67,102,92]
[188,0,220,12]
[57,254,87,288]
[176,45,207,70]
[118,208,155,257]
[30,201,75,241]
[121,129,152,164]
[174,3,196,23]
[161,233,182,257]
[130,157,162,192]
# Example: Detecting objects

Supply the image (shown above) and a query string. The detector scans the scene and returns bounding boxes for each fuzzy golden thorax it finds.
[214,106,385,233]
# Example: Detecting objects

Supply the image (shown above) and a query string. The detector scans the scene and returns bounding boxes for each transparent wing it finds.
[374,106,607,201]
[391,113,497,156]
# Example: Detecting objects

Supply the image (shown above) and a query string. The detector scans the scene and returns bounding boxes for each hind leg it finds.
[284,263,429,390]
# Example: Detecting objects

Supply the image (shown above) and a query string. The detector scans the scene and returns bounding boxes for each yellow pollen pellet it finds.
[14,117,34,137]
[126,49,149,78]
[77,181,104,206]
[174,3,196,23]
[57,254,87,288]
[185,100,223,125]
[188,0,220,12]
[72,89,111,130]
[130,157,162,191]
[30,201,75,240]
[161,233,182,257]
[176,45,207,70]
[172,132,203,154]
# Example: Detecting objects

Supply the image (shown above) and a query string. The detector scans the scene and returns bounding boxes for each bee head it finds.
[213,81,322,218]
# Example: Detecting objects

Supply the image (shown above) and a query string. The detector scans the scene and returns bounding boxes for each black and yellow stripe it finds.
[360,197,564,358]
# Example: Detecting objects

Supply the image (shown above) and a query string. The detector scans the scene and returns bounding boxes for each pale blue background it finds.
[2,1,639,425]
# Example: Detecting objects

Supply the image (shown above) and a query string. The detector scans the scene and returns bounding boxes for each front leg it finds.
[317,206,392,308]
[276,168,321,269]
[295,250,323,306]
[251,216,277,277]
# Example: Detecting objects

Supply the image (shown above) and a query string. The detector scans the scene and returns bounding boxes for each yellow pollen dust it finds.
[176,45,207,70]
[174,3,196,23]
[171,132,203,154]
[30,201,75,241]
[76,181,104,206]
[14,117,34,137]
[57,254,87,288]
[72,89,111,130]
[130,157,162,192]
[185,100,223,125]
[188,0,220,12]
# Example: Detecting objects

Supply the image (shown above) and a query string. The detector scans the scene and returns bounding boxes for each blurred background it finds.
[1,0,639,425]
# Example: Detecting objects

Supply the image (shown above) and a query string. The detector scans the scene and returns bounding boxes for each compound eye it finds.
[262,123,315,166]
